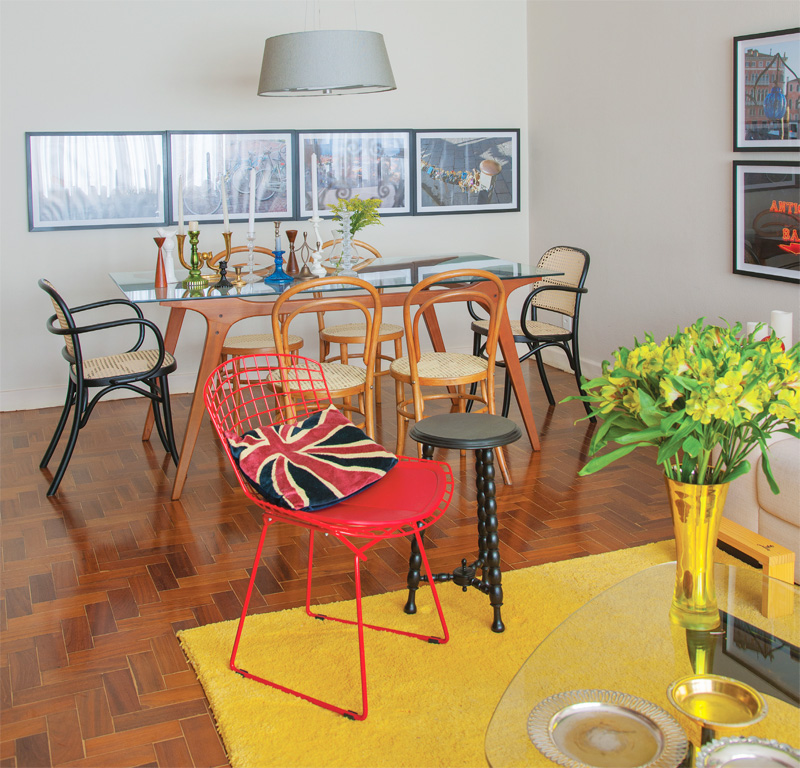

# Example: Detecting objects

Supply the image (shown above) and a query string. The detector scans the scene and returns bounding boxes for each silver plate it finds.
[527,689,688,768]
[697,736,800,768]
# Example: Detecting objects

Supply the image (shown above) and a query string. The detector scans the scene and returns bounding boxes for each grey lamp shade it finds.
[258,30,396,96]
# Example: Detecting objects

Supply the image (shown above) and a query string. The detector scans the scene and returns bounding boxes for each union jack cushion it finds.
[225,405,398,511]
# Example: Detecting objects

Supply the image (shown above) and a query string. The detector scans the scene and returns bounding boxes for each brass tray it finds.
[697,736,800,767]
[666,675,767,729]
[527,689,688,768]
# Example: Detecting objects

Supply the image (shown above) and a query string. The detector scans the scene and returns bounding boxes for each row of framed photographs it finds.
[25,129,520,231]
[734,160,799,284]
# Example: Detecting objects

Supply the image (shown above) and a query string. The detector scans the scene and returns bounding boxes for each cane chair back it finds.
[271,276,383,438]
[469,246,593,421]
[315,240,403,405]
[389,269,512,483]
[203,353,453,720]
[38,279,179,496]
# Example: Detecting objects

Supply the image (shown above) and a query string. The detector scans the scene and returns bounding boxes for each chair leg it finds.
[158,375,180,463]
[394,380,408,456]
[569,339,596,423]
[535,351,556,406]
[41,378,76,469]
[45,381,86,496]
[501,367,512,418]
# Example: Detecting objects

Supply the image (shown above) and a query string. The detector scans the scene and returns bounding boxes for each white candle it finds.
[770,310,793,348]
[189,220,199,232]
[746,322,759,337]
[311,153,319,218]
[248,168,256,234]
[220,173,230,232]
[177,175,184,235]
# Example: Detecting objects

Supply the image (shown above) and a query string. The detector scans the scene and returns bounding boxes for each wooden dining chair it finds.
[389,269,512,484]
[315,239,404,405]
[215,245,304,365]
[272,276,383,439]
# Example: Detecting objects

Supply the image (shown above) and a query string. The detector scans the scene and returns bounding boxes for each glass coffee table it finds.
[484,562,799,767]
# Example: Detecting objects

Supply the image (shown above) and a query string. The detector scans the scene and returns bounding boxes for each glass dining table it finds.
[110,252,563,500]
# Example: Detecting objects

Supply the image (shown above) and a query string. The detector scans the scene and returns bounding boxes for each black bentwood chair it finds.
[469,246,595,422]
[38,279,179,496]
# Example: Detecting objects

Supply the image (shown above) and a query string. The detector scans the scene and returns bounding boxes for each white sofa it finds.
[722,434,800,583]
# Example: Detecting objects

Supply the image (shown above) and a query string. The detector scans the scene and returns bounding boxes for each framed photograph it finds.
[297,131,411,219]
[168,131,295,225]
[734,28,800,151]
[414,130,519,215]
[26,132,167,231]
[733,160,800,283]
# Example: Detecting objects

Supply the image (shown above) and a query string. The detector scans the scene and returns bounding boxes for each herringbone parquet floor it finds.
[1,364,673,767]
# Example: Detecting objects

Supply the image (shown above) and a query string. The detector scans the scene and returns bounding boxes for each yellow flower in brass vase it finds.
[566,318,800,489]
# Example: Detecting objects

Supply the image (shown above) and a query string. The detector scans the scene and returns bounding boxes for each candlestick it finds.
[221,173,230,232]
[176,233,188,271]
[177,176,184,236]
[311,152,319,218]
[243,232,259,283]
[273,221,282,252]
[248,169,256,233]
[222,231,232,265]
[264,249,293,283]
[182,227,205,289]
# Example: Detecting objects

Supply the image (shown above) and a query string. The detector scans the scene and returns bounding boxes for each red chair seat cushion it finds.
[225,405,398,511]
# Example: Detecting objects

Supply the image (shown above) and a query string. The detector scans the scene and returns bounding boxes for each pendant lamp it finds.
[258,30,396,97]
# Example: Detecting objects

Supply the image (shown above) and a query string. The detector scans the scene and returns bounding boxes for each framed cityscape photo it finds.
[26,132,167,231]
[734,28,800,151]
[168,131,295,225]
[297,130,411,219]
[733,160,799,283]
[414,130,519,215]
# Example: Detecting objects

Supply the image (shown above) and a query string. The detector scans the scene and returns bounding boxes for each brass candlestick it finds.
[222,231,232,264]
[182,230,205,289]
[296,231,315,281]
[176,233,189,271]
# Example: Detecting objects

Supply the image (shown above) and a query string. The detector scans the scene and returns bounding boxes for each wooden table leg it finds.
[143,307,186,442]
[171,314,232,500]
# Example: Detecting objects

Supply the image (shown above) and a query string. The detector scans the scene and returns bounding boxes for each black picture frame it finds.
[734,28,800,151]
[414,130,520,215]
[297,130,412,219]
[167,130,295,226]
[733,160,800,283]
[26,132,168,231]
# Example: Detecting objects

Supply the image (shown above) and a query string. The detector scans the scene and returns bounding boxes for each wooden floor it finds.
[0,364,673,767]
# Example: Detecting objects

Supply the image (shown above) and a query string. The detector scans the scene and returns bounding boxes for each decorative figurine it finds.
[153,236,167,289]
[156,227,178,283]
[285,230,299,276]
[296,232,315,281]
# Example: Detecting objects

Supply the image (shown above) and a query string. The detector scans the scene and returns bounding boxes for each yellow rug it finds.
[177,541,786,768]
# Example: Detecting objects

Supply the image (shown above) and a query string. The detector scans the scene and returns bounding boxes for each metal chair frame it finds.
[203,353,452,720]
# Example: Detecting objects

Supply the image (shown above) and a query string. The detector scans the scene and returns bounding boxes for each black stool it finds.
[404,412,522,633]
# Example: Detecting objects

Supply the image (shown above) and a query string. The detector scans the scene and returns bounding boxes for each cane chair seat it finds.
[268,362,366,395]
[471,317,567,339]
[222,333,303,356]
[76,350,177,382]
[320,321,403,343]
[389,352,488,380]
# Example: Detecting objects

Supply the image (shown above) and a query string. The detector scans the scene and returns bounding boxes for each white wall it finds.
[528,0,799,378]
[0,0,530,411]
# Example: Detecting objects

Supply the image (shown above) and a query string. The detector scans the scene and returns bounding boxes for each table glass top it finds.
[110,252,560,303]
[484,562,799,767]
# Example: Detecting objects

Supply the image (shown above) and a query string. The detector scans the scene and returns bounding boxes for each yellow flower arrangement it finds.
[572,318,800,488]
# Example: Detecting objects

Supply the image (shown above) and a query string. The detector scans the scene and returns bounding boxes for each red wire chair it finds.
[203,353,453,720]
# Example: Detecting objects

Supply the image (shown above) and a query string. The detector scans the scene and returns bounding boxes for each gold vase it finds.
[666,476,729,631]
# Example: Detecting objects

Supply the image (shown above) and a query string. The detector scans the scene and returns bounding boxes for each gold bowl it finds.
[666,674,766,730]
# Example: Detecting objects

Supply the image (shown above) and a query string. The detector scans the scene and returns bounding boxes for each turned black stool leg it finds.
[405,445,434,615]
[404,522,425,614]
[475,449,489,579]
[478,447,504,633]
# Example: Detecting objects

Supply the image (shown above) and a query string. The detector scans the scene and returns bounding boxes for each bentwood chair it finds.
[389,269,512,484]
[469,246,595,422]
[272,276,383,438]
[204,354,452,720]
[316,239,404,404]
[38,279,179,496]
[215,246,305,363]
